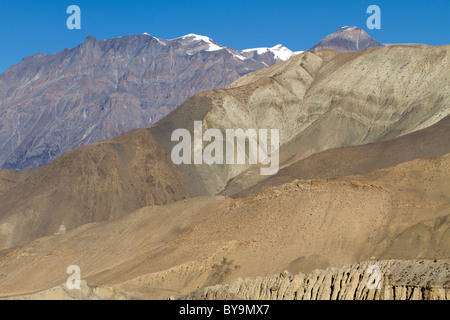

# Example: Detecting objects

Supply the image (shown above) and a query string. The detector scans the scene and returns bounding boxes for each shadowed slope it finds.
[0,129,191,250]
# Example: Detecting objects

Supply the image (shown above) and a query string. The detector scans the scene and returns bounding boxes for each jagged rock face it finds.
[183,260,450,300]
[0,34,277,170]
[309,26,385,52]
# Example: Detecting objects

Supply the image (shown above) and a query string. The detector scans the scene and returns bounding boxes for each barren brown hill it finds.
[0,128,191,251]
[0,168,36,197]
[1,153,449,299]
[226,115,450,198]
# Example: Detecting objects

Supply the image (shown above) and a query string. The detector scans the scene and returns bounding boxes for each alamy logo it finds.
[366,5,381,30]
[66,5,81,30]
[66,265,81,290]
[171,121,279,175]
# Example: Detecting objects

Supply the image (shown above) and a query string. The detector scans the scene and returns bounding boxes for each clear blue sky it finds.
[0,0,449,73]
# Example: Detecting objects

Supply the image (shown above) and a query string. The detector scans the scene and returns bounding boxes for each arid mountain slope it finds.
[150,45,450,195]
[227,115,450,197]
[1,153,449,299]
[0,168,36,197]
[0,129,191,251]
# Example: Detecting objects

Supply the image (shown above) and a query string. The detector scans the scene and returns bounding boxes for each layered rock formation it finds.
[184,260,450,300]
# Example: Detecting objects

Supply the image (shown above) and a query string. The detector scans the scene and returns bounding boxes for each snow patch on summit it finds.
[242,44,299,61]
[142,33,167,46]
[179,33,223,52]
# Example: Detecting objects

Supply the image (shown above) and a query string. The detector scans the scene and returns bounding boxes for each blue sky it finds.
[0,0,449,73]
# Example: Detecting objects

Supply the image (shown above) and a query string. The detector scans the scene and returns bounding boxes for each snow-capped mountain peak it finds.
[177,33,223,52]
[308,26,384,52]
[142,33,167,46]
[141,33,302,62]
[241,44,300,62]
[339,26,358,31]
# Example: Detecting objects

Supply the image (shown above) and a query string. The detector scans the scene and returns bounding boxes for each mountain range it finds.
[0,26,385,170]
[0,33,298,170]
[0,27,448,300]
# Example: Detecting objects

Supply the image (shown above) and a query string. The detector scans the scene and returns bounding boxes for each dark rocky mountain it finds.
[0,33,293,170]
[308,26,385,52]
